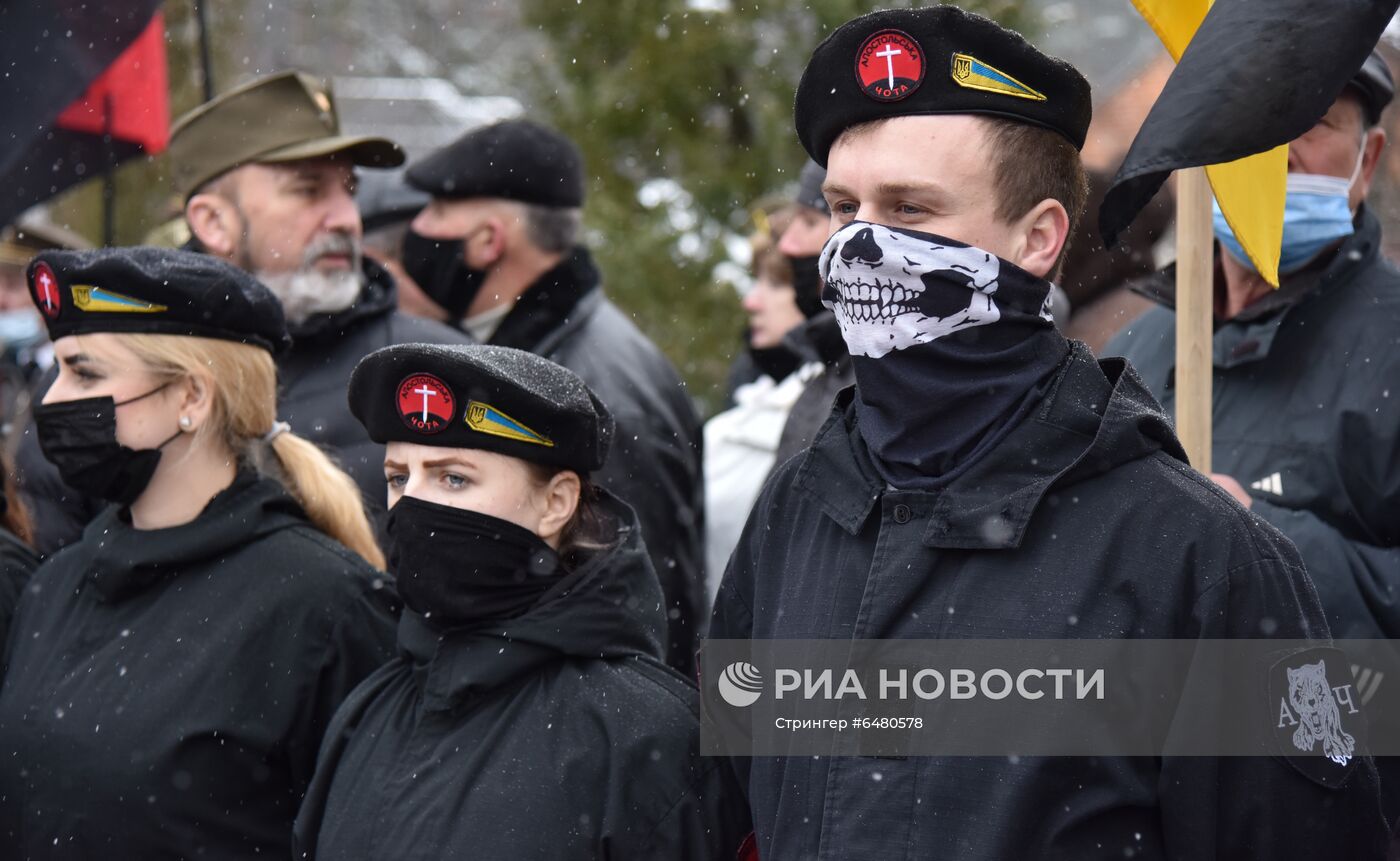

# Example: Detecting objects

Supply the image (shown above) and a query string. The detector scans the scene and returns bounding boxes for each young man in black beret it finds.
[708,7,1388,858]
[406,119,706,676]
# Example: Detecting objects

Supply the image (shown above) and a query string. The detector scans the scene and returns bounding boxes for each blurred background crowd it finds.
[22,0,1400,424]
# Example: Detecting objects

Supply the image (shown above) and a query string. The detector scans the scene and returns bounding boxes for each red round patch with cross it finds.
[397,373,456,435]
[855,29,924,102]
[30,262,61,321]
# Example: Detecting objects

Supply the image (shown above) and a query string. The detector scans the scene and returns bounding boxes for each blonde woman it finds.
[0,248,397,859]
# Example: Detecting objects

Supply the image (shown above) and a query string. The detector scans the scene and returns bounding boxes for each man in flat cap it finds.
[1108,50,1400,820]
[708,7,1387,857]
[168,73,470,515]
[406,119,705,676]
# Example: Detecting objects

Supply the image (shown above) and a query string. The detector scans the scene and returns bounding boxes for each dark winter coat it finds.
[483,248,705,675]
[0,527,37,652]
[1106,207,1400,823]
[0,471,398,859]
[293,493,751,860]
[14,258,470,555]
[770,311,854,472]
[1106,207,1400,642]
[709,342,1389,860]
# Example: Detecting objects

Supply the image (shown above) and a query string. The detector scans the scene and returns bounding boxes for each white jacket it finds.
[703,364,821,603]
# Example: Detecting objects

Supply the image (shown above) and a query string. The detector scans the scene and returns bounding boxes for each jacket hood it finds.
[798,341,1186,551]
[70,470,307,603]
[398,488,668,709]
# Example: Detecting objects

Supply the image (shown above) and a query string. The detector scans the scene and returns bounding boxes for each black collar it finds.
[75,470,305,603]
[488,247,600,351]
[795,343,1183,550]
[1130,206,1382,369]
[394,490,665,711]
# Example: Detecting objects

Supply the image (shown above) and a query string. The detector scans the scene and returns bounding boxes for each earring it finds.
[179,416,192,430]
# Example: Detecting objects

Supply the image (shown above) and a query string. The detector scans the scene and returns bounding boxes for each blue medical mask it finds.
[0,309,43,349]
[1213,140,1365,275]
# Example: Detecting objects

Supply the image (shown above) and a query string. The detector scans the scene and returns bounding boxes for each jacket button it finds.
[893,504,912,524]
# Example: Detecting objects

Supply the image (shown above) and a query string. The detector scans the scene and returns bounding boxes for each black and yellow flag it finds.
[1100,0,1399,280]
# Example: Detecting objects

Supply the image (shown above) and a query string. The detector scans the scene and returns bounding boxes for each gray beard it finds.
[256,267,364,326]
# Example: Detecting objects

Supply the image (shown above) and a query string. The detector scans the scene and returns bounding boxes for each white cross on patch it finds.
[876,43,902,90]
[413,384,438,422]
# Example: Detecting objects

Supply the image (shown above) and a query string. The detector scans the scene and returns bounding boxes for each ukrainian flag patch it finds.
[950,53,1046,102]
[70,285,168,314]
[465,400,554,448]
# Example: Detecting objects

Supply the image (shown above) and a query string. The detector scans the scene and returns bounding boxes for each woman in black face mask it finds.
[295,342,751,860]
[0,248,397,860]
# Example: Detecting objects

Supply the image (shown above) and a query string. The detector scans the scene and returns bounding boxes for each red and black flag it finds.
[1099,0,1400,247]
[0,1,169,228]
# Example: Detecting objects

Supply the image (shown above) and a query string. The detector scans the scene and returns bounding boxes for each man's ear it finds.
[185,191,243,260]
[1013,199,1070,280]
[476,216,508,267]
[1354,126,1388,205]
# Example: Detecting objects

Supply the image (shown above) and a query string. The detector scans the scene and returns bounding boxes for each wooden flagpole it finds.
[1174,166,1213,473]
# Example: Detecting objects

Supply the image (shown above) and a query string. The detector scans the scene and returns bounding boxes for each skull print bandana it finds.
[819,221,1069,488]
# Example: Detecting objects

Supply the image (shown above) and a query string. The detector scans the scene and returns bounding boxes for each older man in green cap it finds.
[172,71,471,512]
[15,72,470,553]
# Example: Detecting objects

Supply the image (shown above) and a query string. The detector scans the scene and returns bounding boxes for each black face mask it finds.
[385,495,564,628]
[788,254,827,319]
[401,228,489,322]
[33,384,180,506]
[819,221,1069,489]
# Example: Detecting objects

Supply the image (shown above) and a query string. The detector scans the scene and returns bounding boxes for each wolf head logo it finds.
[1288,659,1355,766]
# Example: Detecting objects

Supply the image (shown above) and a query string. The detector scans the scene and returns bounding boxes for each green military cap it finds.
[0,218,92,267]
[169,70,405,200]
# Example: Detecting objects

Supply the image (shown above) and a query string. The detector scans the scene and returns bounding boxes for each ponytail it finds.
[258,433,385,569]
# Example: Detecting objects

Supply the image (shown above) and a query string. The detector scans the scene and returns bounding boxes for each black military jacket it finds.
[294,494,750,860]
[710,344,1388,859]
[0,471,397,859]
[0,527,38,651]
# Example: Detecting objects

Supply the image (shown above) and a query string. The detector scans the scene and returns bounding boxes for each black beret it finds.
[406,119,585,207]
[1347,50,1395,126]
[795,5,1092,166]
[349,343,613,473]
[27,247,290,354]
